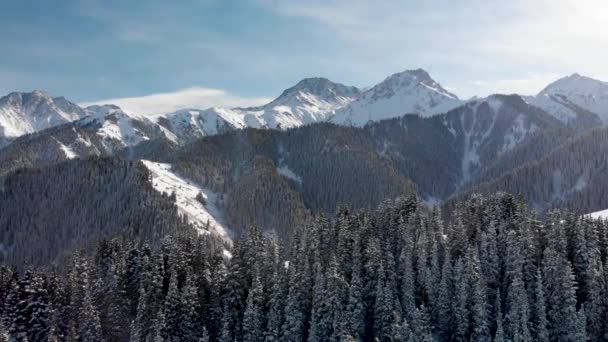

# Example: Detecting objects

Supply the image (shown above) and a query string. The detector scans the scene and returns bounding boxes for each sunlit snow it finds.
[141,160,231,241]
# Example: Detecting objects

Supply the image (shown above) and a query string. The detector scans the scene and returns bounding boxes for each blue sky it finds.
[2,0,607,112]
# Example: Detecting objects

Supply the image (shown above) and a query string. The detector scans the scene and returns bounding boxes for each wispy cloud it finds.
[259,0,608,97]
[80,87,273,117]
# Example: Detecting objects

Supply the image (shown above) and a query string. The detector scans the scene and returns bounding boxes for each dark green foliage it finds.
[0,192,607,341]
[0,157,195,268]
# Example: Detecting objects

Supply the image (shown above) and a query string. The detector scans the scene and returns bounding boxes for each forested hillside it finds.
[454,127,608,214]
[0,157,207,268]
[174,126,417,238]
[2,193,607,341]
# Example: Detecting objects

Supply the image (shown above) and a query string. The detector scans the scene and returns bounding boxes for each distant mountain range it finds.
[3,68,608,266]
[3,69,608,149]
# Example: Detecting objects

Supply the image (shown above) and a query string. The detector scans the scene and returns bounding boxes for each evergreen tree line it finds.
[0,157,199,268]
[3,192,608,341]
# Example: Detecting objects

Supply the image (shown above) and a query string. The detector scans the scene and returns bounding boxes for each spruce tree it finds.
[80,284,103,341]
[243,272,265,342]
[412,305,434,342]
[532,270,549,342]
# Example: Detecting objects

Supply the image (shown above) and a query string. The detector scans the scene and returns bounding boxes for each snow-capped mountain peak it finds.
[156,108,245,144]
[270,77,361,103]
[77,104,161,150]
[234,77,361,129]
[0,90,87,143]
[530,73,608,123]
[378,69,458,100]
[538,73,608,97]
[329,68,463,126]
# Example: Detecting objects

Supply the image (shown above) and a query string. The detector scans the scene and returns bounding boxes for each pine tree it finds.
[163,271,183,340]
[26,273,52,341]
[576,305,589,342]
[494,290,505,342]
[399,242,416,321]
[412,305,434,342]
[373,262,393,341]
[505,275,531,342]
[466,248,490,341]
[181,272,202,341]
[532,270,549,342]
[435,246,453,340]
[390,311,411,342]
[542,247,579,341]
[264,244,286,342]
[80,284,103,341]
[103,269,131,341]
[345,228,365,340]
[153,307,167,342]
[328,254,349,341]
[129,287,147,342]
[308,248,331,342]
[200,326,211,342]
[452,257,469,340]
[281,229,312,342]
[243,272,265,342]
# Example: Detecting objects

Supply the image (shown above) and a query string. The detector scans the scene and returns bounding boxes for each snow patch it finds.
[500,115,537,154]
[55,139,78,159]
[277,164,302,184]
[588,209,608,220]
[141,160,231,241]
[422,196,442,208]
[97,116,148,148]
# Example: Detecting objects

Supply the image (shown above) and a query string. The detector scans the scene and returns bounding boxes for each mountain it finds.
[142,159,230,241]
[0,91,87,147]
[364,94,564,201]
[0,105,172,178]
[529,73,608,126]
[330,69,463,126]
[451,127,608,214]
[236,77,361,128]
[0,157,198,266]
[173,125,417,239]
[156,108,245,145]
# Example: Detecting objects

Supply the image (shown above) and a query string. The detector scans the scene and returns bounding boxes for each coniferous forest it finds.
[2,193,607,342]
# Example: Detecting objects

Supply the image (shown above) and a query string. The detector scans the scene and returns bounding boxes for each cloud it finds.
[80,87,273,117]
[259,0,608,98]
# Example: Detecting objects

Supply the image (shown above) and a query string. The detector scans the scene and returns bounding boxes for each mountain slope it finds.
[0,91,87,147]
[365,94,564,200]
[0,157,198,267]
[0,105,172,178]
[156,108,244,145]
[142,160,230,241]
[330,69,463,126]
[529,73,608,126]
[173,125,417,238]
[452,127,608,214]
[237,77,361,128]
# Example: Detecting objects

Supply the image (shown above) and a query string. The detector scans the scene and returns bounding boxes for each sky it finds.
[2,0,608,113]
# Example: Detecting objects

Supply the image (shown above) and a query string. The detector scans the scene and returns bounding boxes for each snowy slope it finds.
[0,91,87,140]
[80,104,163,151]
[529,73,608,123]
[443,95,550,184]
[237,77,361,129]
[588,209,608,220]
[141,160,231,241]
[153,78,361,140]
[330,69,463,126]
[157,108,247,144]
